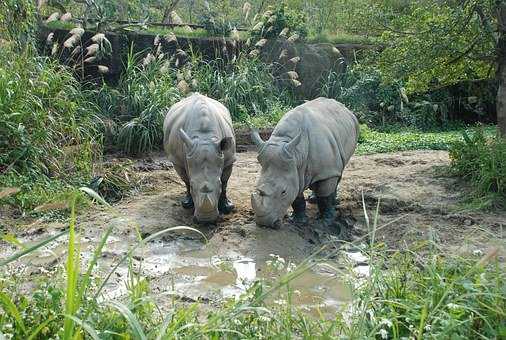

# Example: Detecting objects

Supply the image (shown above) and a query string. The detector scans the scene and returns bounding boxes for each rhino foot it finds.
[218,196,235,214]
[181,194,194,209]
[289,212,308,225]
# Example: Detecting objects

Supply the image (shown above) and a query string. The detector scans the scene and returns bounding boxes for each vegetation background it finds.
[0,0,505,339]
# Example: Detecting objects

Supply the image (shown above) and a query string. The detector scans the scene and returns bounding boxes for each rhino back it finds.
[272,97,358,186]
[163,93,236,167]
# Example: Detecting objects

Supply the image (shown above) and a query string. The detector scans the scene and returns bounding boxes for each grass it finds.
[307,30,380,45]
[356,125,498,155]
[0,196,504,338]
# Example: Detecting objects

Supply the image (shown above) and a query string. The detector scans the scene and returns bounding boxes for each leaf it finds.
[79,187,110,206]
[64,315,101,340]
[0,230,68,267]
[0,291,26,334]
[106,301,147,340]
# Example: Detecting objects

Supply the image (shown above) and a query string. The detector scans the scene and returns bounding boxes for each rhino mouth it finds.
[194,194,219,222]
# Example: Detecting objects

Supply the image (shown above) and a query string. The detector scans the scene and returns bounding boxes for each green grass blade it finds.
[64,315,101,340]
[106,301,147,340]
[0,230,68,267]
[63,198,79,340]
[79,187,110,206]
[27,317,54,340]
[78,225,113,309]
[0,291,27,335]
[154,311,174,340]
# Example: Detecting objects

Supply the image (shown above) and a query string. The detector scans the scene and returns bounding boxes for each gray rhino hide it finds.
[262,97,358,194]
[163,93,236,169]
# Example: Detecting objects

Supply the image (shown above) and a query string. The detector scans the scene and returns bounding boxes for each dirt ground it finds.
[1,148,505,309]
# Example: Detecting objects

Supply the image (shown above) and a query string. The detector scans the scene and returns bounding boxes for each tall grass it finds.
[0,45,101,210]
[1,198,504,338]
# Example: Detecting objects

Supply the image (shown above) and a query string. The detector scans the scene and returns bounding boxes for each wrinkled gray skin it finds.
[163,93,236,223]
[251,97,359,228]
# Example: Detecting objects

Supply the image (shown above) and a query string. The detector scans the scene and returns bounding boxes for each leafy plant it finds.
[449,127,506,208]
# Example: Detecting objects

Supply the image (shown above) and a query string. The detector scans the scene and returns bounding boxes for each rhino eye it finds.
[281,190,287,196]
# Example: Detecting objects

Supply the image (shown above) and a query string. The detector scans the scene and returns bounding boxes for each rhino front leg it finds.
[290,194,308,224]
[174,165,194,209]
[314,176,340,228]
[218,164,235,214]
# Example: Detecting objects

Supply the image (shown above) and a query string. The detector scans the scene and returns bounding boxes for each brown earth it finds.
[1,149,505,307]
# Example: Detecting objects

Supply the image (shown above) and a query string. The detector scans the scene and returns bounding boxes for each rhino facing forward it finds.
[251,98,358,228]
[163,93,236,223]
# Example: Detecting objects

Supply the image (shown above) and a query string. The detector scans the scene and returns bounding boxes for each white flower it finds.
[249,49,260,57]
[97,65,109,74]
[69,27,84,37]
[287,33,299,43]
[424,324,431,331]
[287,71,298,79]
[287,262,297,272]
[165,32,177,44]
[279,27,289,38]
[63,35,77,48]
[378,329,388,339]
[252,22,264,31]
[85,43,99,56]
[46,12,60,23]
[380,319,393,328]
[154,34,160,46]
[473,249,483,256]
[91,33,105,43]
[60,12,72,22]
[46,32,54,45]
[289,56,300,64]
[255,38,267,48]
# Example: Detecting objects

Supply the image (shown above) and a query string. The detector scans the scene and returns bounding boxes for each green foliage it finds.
[339,0,496,94]
[251,3,308,40]
[0,0,36,45]
[449,128,506,208]
[190,56,294,121]
[355,125,491,155]
[0,47,101,210]
[1,205,504,338]
[96,50,181,155]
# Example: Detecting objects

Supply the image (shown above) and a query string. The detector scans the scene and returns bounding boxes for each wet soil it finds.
[1,149,505,313]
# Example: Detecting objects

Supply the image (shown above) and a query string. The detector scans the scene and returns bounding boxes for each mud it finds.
[1,150,505,314]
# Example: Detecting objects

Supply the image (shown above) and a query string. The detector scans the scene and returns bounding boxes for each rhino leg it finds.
[174,165,194,210]
[218,164,235,214]
[314,176,340,228]
[289,194,308,224]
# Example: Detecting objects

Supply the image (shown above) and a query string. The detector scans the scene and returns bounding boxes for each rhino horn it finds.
[250,129,265,150]
[201,195,214,212]
[179,128,194,149]
[282,132,302,158]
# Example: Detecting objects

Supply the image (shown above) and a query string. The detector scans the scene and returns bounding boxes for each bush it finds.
[96,50,181,155]
[190,56,294,121]
[251,4,308,40]
[449,128,506,208]
[0,47,101,210]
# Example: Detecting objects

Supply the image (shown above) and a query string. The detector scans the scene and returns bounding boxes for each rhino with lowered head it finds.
[163,93,236,223]
[251,97,358,229]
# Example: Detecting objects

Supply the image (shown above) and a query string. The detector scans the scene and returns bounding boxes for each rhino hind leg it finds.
[174,165,194,210]
[218,165,235,214]
[289,194,308,224]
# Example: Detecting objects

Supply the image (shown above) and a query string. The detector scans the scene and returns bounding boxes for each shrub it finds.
[0,47,101,210]
[251,4,308,40]
[96,50,181,155]
[449,128,506,208]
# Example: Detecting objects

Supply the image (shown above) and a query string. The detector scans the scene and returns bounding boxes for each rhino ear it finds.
[250,129,265,151]
[282,132,302,159]
[179,128,194,149]
[219,137,233,152]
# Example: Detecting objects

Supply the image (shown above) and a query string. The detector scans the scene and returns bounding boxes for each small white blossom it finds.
[378,329,388,339]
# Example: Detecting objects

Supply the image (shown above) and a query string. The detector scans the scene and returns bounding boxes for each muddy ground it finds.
[1,148,505,313]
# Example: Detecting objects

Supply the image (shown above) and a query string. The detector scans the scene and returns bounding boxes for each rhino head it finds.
[250,130,302,227]
[180,128,232,223]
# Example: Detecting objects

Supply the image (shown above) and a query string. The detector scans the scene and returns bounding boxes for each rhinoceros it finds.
[250,97,359,228]
[163,93,236,223]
